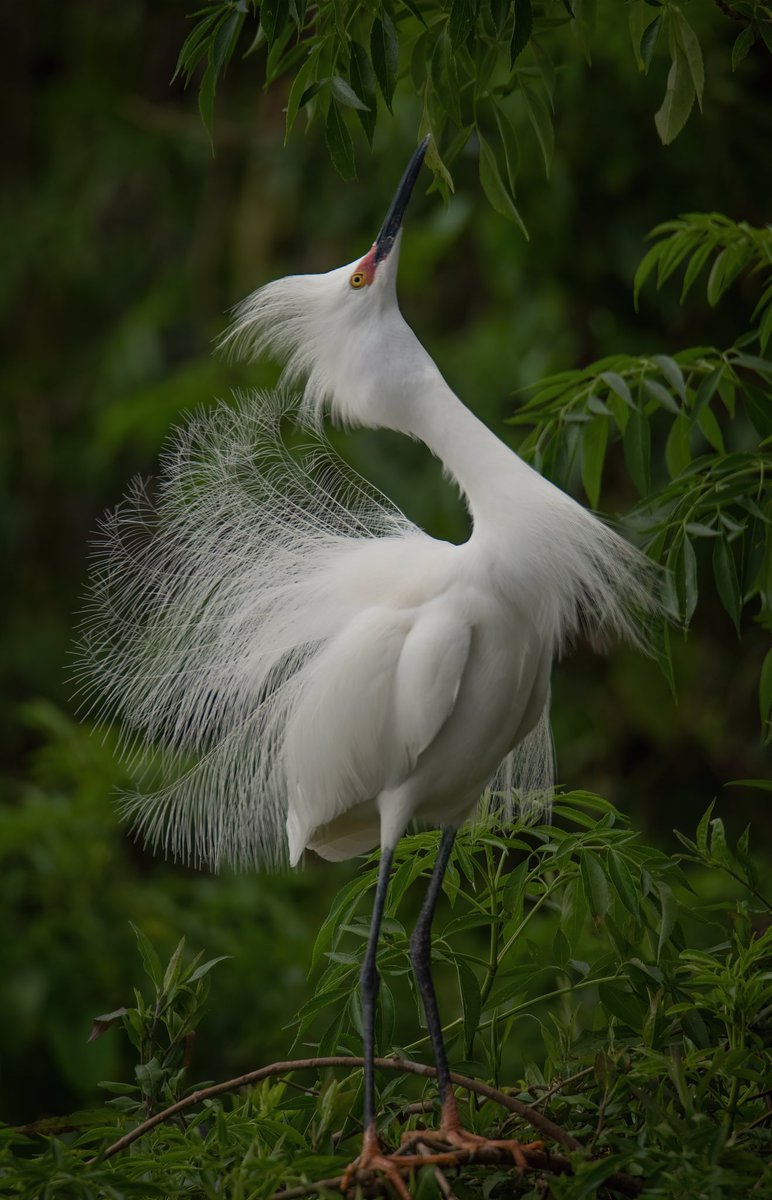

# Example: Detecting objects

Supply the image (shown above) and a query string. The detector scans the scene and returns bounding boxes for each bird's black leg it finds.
[361,844,395,1137]
[409,825,457,1105]
[404,827,544,1170]
[342,846,416,1200]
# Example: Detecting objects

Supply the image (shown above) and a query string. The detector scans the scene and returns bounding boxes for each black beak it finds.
[374,135,430,265]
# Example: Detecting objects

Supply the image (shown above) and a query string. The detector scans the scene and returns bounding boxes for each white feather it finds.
[75,238,659,872]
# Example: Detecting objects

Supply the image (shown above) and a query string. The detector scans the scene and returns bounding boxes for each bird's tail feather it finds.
[73,390,416,870]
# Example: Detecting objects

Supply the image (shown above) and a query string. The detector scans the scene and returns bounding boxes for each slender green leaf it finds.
[665,413,692,477]
[642,376,680,415]
[325,102,356,180]
[641,12,663,73]
[623,408,651,495]
[654,49,695,146]
[601,370,634,408]
[330,75,369,111]
[285,50,321,138]
[510,0,533,63]
[673,11,704,109]
[651,354,686,401]
[521,83,554,178]
[580,852,611,920]
[349,40,377,143]
[682,534,698,623]
[449,0,478,47]
[371,13,399,111]
[581,416,608,508]
[712,536,742,634]
[732,25,757,70]
[478,133,529,238]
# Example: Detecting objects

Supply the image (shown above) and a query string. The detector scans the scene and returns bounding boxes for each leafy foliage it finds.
[1,799,770,1197]
[511,213,772,731]
[174,0,772,223]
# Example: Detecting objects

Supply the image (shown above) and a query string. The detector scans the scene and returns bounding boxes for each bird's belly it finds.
[398,615,550,826]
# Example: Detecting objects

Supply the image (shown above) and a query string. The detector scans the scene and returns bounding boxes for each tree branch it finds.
[269,1145,640,1199]
[91,1054,642,1195]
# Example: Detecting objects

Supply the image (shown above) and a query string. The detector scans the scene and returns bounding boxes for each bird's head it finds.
[220,137,434,430]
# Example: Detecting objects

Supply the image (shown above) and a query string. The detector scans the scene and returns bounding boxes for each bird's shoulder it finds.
[324,531,463,611]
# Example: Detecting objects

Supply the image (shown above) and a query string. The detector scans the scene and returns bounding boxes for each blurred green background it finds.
[2,1,769,1127]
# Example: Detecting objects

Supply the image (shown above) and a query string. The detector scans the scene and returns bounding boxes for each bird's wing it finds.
[285,596,471,860]
[393,600,471,773]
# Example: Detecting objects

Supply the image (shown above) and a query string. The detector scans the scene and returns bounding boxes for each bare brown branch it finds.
[91,1054,642,1196]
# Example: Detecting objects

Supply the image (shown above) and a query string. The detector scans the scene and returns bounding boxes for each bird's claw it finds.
[400,1125,543,1171]
[340,1126,414,1199]
[396,1094,543,1172]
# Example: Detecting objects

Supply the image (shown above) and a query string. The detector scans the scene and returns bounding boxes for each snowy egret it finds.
[77,137,656,1188]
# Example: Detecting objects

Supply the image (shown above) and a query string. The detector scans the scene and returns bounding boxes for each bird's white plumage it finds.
[75,202,658,873]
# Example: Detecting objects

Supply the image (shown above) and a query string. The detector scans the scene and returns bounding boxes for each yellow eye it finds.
[349,272,366,289]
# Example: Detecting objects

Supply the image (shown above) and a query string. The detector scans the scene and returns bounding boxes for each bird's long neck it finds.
[404,373,535,534]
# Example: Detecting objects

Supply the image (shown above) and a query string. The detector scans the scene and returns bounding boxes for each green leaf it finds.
[449,0,478,47]
[673,11,704,109]
[656,882,677,960]
[651,354,686,401]
[732,25,757,70]
[349,41,377,143]
[199,11,245,144]
[370,12,399,111]
[665,412,692,477]
[623,408,651,496]
[89,1008,129,1043]
[607,852,640,919]
[130,923,163,989]
[642,376,680,415]
[654,49,695,146]
[629,0,647,69]
[695,800,716,854]
[598,982,645,1031]
[262,0,288,47]
[634,241,665,309]
[456,959,482,1052]
[174,9,222,84]
[325,102,356,180]
[712,536,742,634]
[580,852,611,920]
[696,404,725,452]
[187,955,230,984]
[478,133,529,238]
[494,104,520,193]
[694,367,723,413]
[330,75,369,110]
[285,50,321,138]
[682,534,698,623]
[601,370,634,407]
[510,0,533,64]
[163,937,186,993]
[521,82,554,178]
[640,12,663,73]
[581,416,608,509]
[680,240,714,301]
[490,0,512,36]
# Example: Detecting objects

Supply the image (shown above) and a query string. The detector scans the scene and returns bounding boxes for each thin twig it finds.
[528,1067,595,1108]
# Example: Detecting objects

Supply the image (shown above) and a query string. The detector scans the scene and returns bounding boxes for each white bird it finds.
[76,137,656,1188]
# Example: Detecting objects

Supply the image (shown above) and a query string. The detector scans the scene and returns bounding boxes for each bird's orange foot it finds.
[340,1125,414,1199]
[397,1094,544,1172]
